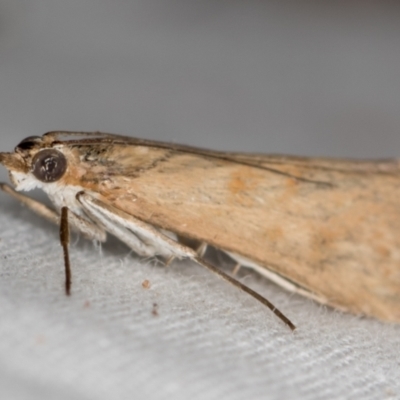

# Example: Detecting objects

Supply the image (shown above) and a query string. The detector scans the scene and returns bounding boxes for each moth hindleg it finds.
[226,251,329,306]
[176,235,207,257]
[77,192,296,330]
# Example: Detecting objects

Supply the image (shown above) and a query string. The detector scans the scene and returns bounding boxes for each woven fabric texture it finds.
[0,199,399,400]
[1,1,400,398]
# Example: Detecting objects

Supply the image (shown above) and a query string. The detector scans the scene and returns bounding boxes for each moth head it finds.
[0,135,68,191]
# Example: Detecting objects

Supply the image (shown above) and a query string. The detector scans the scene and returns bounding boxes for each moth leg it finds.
[0,182,59,225]
[0,183,106,242]
[196,242,207,257]
[162,236,207,267]
[77,192,192,258]
[77,192,296,330]
[163,246,205,268]
[176,235,208,257]
[60,207,106,296]
[231,263,241,276]
[67,212,107,242]
[164,256,175,266]
[226,251,329,305]
[193,255,296,330]
[1,184,106,294]
[58,206,107,296]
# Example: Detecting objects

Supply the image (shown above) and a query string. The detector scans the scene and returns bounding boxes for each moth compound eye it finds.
[15,136,42,151]
[31,149,67,182]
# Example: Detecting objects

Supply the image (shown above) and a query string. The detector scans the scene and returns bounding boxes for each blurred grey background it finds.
[1,2,400,400]
[1,0,400,176]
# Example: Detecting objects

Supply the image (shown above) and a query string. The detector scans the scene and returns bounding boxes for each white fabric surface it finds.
[1,198,400,400]
[1,1,400,399]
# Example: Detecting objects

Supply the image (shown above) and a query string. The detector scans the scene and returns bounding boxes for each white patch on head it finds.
[10,171,41,192]
[10,170,86,216]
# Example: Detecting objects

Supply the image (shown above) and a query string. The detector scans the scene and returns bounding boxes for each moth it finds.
[1,132,400,330]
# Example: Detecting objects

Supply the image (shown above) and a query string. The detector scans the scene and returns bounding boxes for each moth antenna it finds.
[60,207,72,295]
[193,256,296,331]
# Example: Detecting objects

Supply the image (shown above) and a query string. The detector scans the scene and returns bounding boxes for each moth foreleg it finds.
[1,182,59,225]
[77,192,194,259]
[0,183,106,242]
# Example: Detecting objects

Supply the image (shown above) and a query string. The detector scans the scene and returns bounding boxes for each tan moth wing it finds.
[104,151,400,321]
[5,132,400,322]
